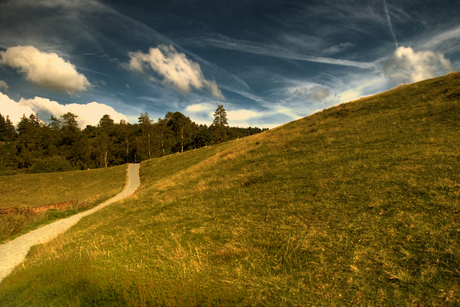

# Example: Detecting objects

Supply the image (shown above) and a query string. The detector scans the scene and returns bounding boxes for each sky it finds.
[0,0,458,129]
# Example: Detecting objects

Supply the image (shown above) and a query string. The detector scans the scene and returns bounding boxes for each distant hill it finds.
[1,72,459,306]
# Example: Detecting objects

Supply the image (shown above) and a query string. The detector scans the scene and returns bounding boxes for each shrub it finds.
[28,155,74,173]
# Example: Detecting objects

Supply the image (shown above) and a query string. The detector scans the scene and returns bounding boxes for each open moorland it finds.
[0,72,459,305]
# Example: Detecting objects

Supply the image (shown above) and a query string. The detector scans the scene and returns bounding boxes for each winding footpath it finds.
[0,163,140,284]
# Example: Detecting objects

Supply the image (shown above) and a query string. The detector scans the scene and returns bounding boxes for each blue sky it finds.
[0,0,458,128]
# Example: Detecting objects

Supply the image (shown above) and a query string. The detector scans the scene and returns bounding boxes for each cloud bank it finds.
[128,45,225,99]
[0,46,91,94]
[384,46,453,85]
[0,92,34,125]
[0,92,127,128]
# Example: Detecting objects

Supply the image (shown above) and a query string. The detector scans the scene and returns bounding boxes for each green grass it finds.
[1,72,460,306]
[0,165,128,208]
[0,165,127,243]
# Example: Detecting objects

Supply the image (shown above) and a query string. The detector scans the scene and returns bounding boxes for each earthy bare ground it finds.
[0,163,140,283]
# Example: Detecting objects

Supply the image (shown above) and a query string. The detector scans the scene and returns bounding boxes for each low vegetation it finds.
[0,72,459,305]
[0,165,127,243]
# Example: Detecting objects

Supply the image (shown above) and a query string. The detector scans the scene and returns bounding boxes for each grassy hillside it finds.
[1,72,459,306]
[0,165,127,242]
[0,165,128,209]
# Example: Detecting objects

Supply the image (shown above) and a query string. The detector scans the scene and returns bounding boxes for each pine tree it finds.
[212,104,228,143]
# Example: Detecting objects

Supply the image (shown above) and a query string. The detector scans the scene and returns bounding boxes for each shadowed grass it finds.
[0,73,459,306]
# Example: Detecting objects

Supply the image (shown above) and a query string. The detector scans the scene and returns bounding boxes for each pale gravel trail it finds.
[0,163,140,284]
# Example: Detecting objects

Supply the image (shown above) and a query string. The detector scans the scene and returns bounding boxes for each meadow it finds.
[0,165,127,243]
[0,72,459,306]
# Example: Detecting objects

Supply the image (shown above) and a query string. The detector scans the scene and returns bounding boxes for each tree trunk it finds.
[181,128,184,153]
[125,137,129,163]
[148,133,151,158]
[161,131,165,156]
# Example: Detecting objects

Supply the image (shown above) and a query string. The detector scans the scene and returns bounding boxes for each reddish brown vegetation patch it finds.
[0,201,75,215]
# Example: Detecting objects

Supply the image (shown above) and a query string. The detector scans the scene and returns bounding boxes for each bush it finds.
[29,156,74,173]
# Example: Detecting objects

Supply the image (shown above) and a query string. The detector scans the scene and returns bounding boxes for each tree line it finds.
[0,105,268,173]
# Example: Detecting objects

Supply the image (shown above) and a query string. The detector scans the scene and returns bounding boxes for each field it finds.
[0,72,459,305]
[0,165,127,242]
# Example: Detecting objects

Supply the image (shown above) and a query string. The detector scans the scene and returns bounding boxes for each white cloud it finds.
[0,92,127,127]
[128,45,225,99]
[384,46,453,85]
[185,103,215,113]
[0,92,34,125]
[0,80,8,91]
[227,109,261,121]
[0,46,91,94]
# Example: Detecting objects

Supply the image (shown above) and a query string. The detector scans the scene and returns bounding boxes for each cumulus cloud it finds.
[0,46,91,94]
[128,45,224,99]
[0,92,127,127]
[0,92,34,125]
[0,80,8,91]
[384,46,453,85]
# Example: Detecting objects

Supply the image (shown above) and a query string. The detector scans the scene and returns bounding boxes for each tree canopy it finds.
[0,105,268,173]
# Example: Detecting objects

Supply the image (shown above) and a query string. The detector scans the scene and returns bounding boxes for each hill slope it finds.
[0,165,127,243]
[1,72,459,306]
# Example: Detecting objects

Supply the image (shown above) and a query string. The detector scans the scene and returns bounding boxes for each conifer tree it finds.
[212,104,228,143]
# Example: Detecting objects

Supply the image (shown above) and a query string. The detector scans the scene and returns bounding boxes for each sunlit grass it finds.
[0,165,127,209]
[0,165,127,243]
[0,73,459,305]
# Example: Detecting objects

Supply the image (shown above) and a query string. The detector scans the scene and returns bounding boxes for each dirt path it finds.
[0,163,140,284]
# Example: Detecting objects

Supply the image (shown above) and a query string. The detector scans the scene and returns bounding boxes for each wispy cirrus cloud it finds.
[322,42,354,55]
[200,34,375,69]
[417,25,460,57]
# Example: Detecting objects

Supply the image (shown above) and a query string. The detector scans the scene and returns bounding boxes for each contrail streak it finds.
[383,0,398,49]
